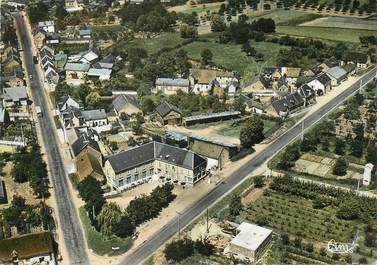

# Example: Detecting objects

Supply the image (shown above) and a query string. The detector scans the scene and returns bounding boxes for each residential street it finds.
[120,66,377,265]
[13,13,89,265]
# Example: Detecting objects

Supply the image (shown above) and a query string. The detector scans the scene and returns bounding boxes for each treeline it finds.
[212,15,275,44]
[270,176,377,221]
[118,0,177,32]
[78,176,176,238]
[11,144,50,199]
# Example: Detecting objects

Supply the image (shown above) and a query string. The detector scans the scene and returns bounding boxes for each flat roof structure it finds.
[231,222,272,252]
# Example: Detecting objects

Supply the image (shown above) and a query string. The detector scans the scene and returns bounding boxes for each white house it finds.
[307,73,332,96]
[363,163,374,186]
[226,222,273,262]
[190,69,238,95]
[324,66,347,87]
[38,21,55,33]
[57,95,83,112]
[154,78,190,95]
[82,109,108,128]
[87,68,112,81]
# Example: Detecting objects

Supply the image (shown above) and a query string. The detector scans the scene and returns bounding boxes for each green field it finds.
[116,32,184,55]
[217,119,280,138]
[249,9,310,25]
[183,37,283,75]
[91,24,123,33]
[79,207,133,256]
[276,26,377,42]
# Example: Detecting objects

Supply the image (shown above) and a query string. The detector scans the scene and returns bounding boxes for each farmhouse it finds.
[226,222,272,262]
[298,84,315,106]
[38,20,55,33]
[306,73,331,96]
[58,95,83,112]
[71,132,104,181]
[242,75,271,93]
[188,135,238,169]
[87,68,112,81]
[64,62,90,85]
[2,86,28,108]
[155,101,182,126]
[342,52,370,69]
[103,141,207,190]
[324,66,347,87]
[154,78,190,95]
[183,111,241,127]
[272,92,304,118]
[189,68,237,95]
[0,231,56,265]
[112,94,141,117]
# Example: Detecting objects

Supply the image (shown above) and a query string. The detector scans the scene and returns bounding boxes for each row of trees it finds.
[11,144,50,199]
[78,177,176,238]
[270,176,377,221]
[240,115,265,149]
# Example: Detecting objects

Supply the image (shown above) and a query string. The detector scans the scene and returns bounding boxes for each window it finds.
[126,176,131,184]
[142,171,147,178]
[149,168,154,175]
[119,179,124,186]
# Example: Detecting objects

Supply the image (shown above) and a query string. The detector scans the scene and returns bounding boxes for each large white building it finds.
[226,222,273,262]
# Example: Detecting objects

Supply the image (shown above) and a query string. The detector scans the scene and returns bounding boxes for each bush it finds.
[164,238,195,262]
[332,157,348,176]
[195,238,214,256]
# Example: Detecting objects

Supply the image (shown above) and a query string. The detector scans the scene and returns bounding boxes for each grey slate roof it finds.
[3,86,27,102]
[71,132,100,157]
[156,101,181,118]
[112,94,140,113]
[325,66,347,80]
[298,84,315,99]
[58,95,82,110]
[82,109,107,121]
[184,111,241,122]
[156,78,189,87]
[316,73,331,85]
[65,62,90,72]
[106,141,206,174]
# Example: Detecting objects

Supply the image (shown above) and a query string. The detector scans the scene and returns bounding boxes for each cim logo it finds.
[327,239,358,254]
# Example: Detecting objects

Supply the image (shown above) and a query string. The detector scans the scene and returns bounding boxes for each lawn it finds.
[300,16,377,30]
[183,37,284,75]
[216,119,280,138]
[168,2,224,15]
[115,32,184,55]
[276,26,377,42]
[79,207,133,256]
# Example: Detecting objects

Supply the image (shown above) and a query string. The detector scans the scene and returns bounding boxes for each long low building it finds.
[103,141,207,190]
[183,111,241,127]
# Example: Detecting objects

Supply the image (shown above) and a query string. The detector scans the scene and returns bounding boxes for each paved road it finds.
[14,13,89,265]
[121,67,377,265]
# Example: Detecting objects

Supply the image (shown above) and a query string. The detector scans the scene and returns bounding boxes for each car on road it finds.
[29,74,33,80]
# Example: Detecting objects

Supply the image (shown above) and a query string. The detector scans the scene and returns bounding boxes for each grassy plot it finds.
[248,9,310,25]
[183,38,283,75]
[216,119,280,138]
[276,26,377,42]
[116,32,185,54]
[79,207,133,256]
[91,24,123,32]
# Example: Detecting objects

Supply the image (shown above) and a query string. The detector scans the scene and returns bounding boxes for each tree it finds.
[334,138,346,155]
[254,175,264,188]
[350,139,364,158]
[179,24,198,39]
[242,42,257,56]
[201,49,213,65]
[232,97,246,114]
[281,233,290,245]
[195,237,214,256]
[27,1,49,23]
[240,116,264,149]
[210,14,226,32]
[164,238,195,262]
[112,215,136,238]
[336,199,360,220]
[366,141,377,165]
[140,97,155,114]
[97,202,122,237]
[277,143,301,170]
[332,157,348,176]
[78,176,105,219]
[229,195,242,216]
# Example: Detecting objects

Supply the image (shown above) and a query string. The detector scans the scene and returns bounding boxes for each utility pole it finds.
[176,211,181,240]
[301,120,305,141]
[206,208,209,234]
